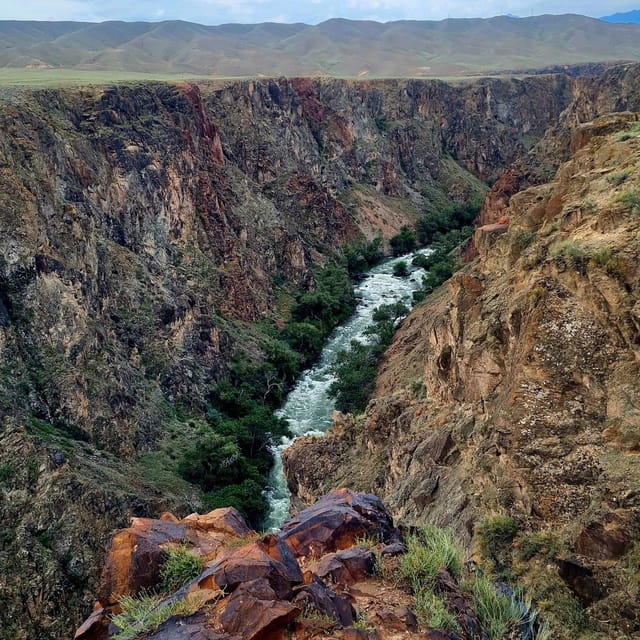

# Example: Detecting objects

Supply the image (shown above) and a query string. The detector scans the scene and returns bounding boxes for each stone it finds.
[73,604,109,640]
[558,557,604,604]
[380,543,408,557]
[316,547,376,586]
[196,537,302,600]
[574,521,631,560]
[218,578,301,640]
[97,508,252,606]
[292,575,355,627]
[279,489,394,558]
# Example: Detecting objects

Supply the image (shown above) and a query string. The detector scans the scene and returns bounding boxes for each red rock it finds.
[97,508,251,606]
[370,605,417,631]
[574,521,630,560]
[197,537,302,600]
[218,578,300,640]
[315,547,376,586]
[292,575,355,626]
[279,489,394,558]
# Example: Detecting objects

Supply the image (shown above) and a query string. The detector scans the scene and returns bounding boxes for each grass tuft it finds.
[160,544,205,593]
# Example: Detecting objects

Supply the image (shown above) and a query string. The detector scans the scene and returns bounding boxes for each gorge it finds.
[0,64,640,639]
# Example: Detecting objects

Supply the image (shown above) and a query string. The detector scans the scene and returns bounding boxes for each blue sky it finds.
[0,0,636,23]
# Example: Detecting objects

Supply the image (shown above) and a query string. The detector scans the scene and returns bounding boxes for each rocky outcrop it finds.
[283,114,640,637]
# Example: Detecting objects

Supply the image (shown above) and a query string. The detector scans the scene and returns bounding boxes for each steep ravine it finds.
[284,113,640,638]
[1,66,640,639]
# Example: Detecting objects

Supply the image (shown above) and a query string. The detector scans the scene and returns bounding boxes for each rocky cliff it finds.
[284,112,640,638]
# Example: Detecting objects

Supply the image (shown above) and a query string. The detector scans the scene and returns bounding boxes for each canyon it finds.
[0,64,639,639]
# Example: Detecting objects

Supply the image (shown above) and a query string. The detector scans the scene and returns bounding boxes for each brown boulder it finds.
[218,578,301,640]
[370,605,417,632]
[558,556,604,605]
[433,571,483,640]
[279,489,394,559]
[197,536,302,600]
[97,508,251,606]
[316,547,376,586]
[292,575,355,626]
[145,612,225,640]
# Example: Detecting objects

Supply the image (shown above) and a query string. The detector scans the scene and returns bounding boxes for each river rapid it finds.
[263,250,430,530]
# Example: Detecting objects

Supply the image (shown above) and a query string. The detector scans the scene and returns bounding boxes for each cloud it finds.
[1,0,639,23]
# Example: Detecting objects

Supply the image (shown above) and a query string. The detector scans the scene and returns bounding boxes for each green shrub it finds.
[389,226,417,256]
[607,169,632,186]
[328,303,407,413]
[513,229,534,251]
[470,576,525,640]
[517,531,564,562]
[617,189,640,213]
[393,260,409,277]
[161,544,205,593]
[477,515,519,573]
[203,478,268,524]
[0,463,13,482]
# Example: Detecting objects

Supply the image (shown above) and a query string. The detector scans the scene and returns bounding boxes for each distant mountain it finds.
[600,9,640,23]
[1,14,640,78]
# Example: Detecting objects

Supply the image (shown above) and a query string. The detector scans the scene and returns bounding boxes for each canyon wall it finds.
[0,66,637,638]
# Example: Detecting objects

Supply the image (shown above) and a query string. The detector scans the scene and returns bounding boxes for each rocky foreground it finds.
[75,489,480,640]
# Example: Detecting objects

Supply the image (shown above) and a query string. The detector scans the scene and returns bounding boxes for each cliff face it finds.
[284,113,640,637]
[0,74,577,640]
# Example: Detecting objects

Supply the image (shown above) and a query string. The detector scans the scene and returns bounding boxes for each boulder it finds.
[73,604,109,640]
[218,578,300,640]
[316,547,376,586]
[97,508,251,605]
[292,575,355,626]
[370,605,417,631]
[279,489,394,558]
[196,536,302,600]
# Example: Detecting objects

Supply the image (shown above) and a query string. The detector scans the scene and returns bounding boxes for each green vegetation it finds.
[477,515,519,574]
[617,189,640,213]
[111,592,205,640]
[393,260,409,277]
[399,525,463,588]
[389,226,417,256]
[177,254,367,523]
[160,544,205,593]
[416,198,481,245]
[413,590,462,632]
[328,302,408,413]
[607,169,632,186]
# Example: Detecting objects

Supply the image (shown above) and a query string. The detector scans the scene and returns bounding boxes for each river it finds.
[263,249,430,530]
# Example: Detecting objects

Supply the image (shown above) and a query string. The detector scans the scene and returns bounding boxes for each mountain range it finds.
[600,9,640,23]
[2,14,640,78]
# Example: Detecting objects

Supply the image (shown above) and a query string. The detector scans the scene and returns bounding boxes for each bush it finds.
[477,515,519,574]
[161,544,205,593]
[414,590,462,633]
[203,478,268,524]
[393,260,409,277]
[389,226,417,256]
[470,576,527,640]
[328,303,407,413]
[617,189,640,213]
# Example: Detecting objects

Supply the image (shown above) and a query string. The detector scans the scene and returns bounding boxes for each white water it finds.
[263,249,431,530]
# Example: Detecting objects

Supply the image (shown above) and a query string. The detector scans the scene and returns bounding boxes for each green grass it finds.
[399,525,463,590]
[414,590,462,632]
[470,576,527,640]
[617,189,640,213]
[160,544,205,593]
[111,592,204,640]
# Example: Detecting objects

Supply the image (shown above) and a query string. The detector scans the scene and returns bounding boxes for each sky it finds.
[0,0,636,24]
